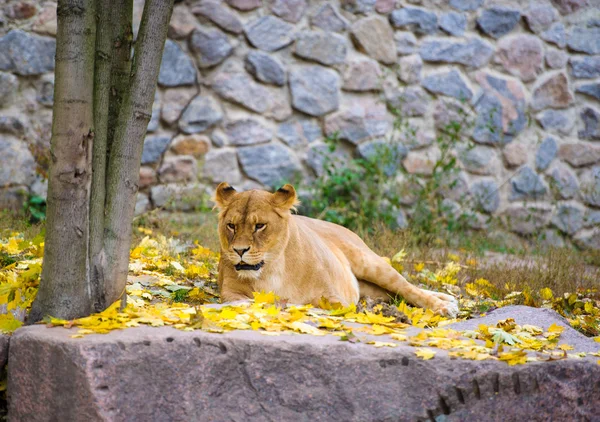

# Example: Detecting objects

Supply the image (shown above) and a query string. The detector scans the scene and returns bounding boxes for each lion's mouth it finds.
[235,261,265,271]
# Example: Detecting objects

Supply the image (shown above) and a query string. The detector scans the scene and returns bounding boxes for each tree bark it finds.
[102,0,173,306]
[89,0,114,313]
[29,0,97,322]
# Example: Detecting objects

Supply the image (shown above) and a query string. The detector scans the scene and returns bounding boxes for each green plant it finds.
[23,194,46,223]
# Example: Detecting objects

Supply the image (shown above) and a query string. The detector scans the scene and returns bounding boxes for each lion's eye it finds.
[227,223,235,231]
[255,223,265,231]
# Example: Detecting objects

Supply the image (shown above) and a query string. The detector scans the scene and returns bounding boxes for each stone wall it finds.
[0,0,599,248]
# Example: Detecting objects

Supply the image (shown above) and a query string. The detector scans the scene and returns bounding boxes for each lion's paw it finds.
[432,299,459,318]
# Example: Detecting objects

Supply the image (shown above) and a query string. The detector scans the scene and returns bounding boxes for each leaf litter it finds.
[1,229,599,367]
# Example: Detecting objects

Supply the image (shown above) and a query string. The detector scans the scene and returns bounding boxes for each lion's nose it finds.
[233,247,250,258]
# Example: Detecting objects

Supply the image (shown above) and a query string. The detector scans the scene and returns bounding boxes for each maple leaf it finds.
[0,313,22,333]
[498,349,528,365]
[547,323,565,334]
[415,348,436,360]
[252,291,279,304]
[368,341,397,348]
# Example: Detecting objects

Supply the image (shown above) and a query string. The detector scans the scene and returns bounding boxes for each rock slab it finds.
[8,310,600,422]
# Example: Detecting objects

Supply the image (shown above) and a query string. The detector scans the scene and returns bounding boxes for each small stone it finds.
[203,148,242,184]
[477,7,521,39]
[573,228,600,250]
[570,56,600,79]
[0,30,55,76]
[459,145,497,175]
[440,171,469,201]
[310,4,349,33]
[581,165,600,207]
[245,51,286,86]
[158,155,198,183]
[270,0,307,23]
[531,72,574,111]
[179,95,223,134]
[439,12,467,36]
[389,7,438,35]
[536,137,558,171]
[419,37,494,69]
[0,71,18,105]
[225,0,261,11]
[150,183,208,211]
[402,148,441,176]
[579,107,600,140]
[524,4,558,33]
[342,59,382,92]
[0,136,35,187]
[0,115,25,136]
[32,2,57,36]
[567,26,600,55]
[238,143,302,186]
[170,134,210,158]
[7,1,36,19]
[36,75,54,106]
[551,0,590,15]
[289,66,340,117]
[433,99,472,134]
[147,92,160,133]
[449,0,482,11]
[135,193,150,216]
[189,28,233,69]
[158,40,197,87]
[470,179,500,213]
[503,144,528,168]
[244,16,295,52]
[584,209,600,228]
[357,139,408,176]
[541,22,566,48]
[504,203,553,235]
[386,86,431,117]
[212,70,271,114]
[265,90,293,122]
[340,0,377,15]
[558,143,600,167]
[473,72,527,144]
[324,99,391,145]
[547,163,579,199]
[211,130,227,147]
[421,69,472,100]
[495,35,544,82]
[536,109,575,135]
[161,88,196,125]
[168,4,197,39]
[191,1,243,34]
[394,32,417,55]
[576,83,600,101]
[138,167,157,189]
[545,48,569,69]
[375,0,395,14]
[224,119,272,146]
[277,118,322,149]
[294,31,347,66]
[537,229,567,249]
[510,166,548,200]
[351,16,397,65]
[397,55,422,84]
[141,135,171,165]
[552,202,585,235]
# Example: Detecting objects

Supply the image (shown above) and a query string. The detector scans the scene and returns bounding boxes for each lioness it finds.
[215,182,459,317]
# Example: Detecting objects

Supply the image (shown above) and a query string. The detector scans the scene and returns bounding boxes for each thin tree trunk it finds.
[29,0,96,322]
[102,0,173,305]
[89,0,114,313]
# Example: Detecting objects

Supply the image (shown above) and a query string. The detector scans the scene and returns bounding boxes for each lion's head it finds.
[214,182,299,277]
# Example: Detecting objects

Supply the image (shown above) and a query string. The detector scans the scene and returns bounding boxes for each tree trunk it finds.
[101,0,174,306]
[29,0,97,322]
[30,0,173,321]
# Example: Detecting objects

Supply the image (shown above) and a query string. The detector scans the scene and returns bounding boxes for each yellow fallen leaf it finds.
[390,333,407,341]
[594,337,600,343]
[415,348,436,360]
[547,323,564,334]
[368,341,397,348]
[558,344,574,351]
[253,291,278,304]
[540,288,553,301]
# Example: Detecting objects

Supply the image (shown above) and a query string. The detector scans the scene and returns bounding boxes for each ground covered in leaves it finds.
[1,226,599,381]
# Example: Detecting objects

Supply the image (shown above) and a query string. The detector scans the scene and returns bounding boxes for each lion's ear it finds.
[272,184,299,211]
[214,182,237,208]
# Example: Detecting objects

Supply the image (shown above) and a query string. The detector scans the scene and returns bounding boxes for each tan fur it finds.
[214,183,458,317]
